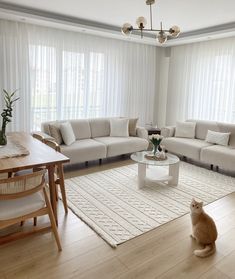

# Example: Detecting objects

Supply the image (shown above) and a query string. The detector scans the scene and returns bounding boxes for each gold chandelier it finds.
[121,0,180,44]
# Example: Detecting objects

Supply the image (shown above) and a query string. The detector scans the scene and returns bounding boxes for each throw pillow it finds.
[60,122,76,146]
[175,121,196,139]
[128,118,138,136]
[205,130,230,146]
[110,118,129,137]
[49,123,63,145]
[218,122,235,148]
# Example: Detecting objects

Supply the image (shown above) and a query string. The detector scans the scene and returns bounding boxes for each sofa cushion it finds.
[70,119,91,140]
[60,122,76,146]
[94,137,148,157]
[42,119,91,140]
[201,145,235,170]
[218,122,235,148]
[110,119,129,137]
[162,137,213,161]
[60,139,106,164]
[205,130,230,146]
[89,118,110,138]
[128,118,138,136]
[187,120,219,140]
[175,121,196,138]
[48,123,63,145]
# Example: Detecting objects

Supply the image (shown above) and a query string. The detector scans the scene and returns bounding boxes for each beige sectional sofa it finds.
[161,120,235,171]
[41,118,149,165]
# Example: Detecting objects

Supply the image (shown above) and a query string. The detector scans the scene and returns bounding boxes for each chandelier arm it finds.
[131,28,170,32]
[121,0,180,43]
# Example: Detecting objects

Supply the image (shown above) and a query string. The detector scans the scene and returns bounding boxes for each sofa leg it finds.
[183,156,187,162]
[99,159,102,165]
[85,161,88,167]
[216,166,219,172]
[210,164,213,170]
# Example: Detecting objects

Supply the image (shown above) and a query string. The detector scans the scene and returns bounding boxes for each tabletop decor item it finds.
[0,89,19,146]
[145,153,167,161]
[149,134,164,156]
[0,138,29,159]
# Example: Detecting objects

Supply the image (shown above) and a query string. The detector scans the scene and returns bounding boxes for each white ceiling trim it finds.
[0,2,235,47]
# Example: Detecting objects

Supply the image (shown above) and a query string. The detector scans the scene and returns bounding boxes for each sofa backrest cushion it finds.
[89,118,110,138]
[218,122,235,148]
[175,121,196,138]
[42,119,91,140]
[187,119,219,140]
[41,121,53,135]
[70,119,91,140]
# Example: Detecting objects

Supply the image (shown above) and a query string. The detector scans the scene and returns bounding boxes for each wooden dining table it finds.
[0,132,70,224]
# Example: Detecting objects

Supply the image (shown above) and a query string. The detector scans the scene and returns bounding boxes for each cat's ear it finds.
[199,202,203,207]
[192,198,196,202]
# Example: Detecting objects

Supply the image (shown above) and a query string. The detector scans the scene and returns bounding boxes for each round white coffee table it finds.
[131,151,180,189]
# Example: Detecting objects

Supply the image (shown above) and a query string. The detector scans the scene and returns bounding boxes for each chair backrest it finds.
[0,173,9,179]
[32,133,45,142]
[0,169,46,199]
[44,139,61,153]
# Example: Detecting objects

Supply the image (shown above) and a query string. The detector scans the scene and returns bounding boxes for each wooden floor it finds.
[1,159,235,279]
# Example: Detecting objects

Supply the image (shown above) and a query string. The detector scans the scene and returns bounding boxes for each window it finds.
[30,46,105,130]
[30,45,57,130]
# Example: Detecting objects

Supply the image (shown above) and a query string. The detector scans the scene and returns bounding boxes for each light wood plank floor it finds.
[1,159,235,279]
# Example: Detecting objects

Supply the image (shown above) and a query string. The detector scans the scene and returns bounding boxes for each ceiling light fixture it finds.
[121,0,180,44]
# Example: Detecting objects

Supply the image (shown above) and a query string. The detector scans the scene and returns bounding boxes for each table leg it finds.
[168,162,179,186]
[58,163,68,214]
[138,163,146,189]
[47,164,58,225]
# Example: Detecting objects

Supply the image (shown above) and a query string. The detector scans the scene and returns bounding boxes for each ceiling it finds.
[0,0,235,46]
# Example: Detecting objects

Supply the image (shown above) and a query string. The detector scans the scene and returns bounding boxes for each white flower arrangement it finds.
[149,134,163,145]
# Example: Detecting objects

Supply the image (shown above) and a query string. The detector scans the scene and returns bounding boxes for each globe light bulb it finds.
[146,0,155,5]
[169,25,180,37]
[157,31,168,44]
[136,17,147,29]
[121,23,133,36]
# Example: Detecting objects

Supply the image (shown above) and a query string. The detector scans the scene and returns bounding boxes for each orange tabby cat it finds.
[190,198,218,257]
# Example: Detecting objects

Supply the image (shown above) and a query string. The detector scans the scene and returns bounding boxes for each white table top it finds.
[131,151,179,166]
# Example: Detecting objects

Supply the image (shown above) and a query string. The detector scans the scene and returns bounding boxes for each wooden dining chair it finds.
[0,172,13,179]
[44,139,68,214]
[0,173,9,179]
[0,169,62,251]
[32,132,45,143]
[16,133,45,227]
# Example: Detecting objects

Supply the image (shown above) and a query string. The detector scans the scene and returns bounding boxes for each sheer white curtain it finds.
[0,20,158,131]
[165,37,235,125]
[0,20,31,132]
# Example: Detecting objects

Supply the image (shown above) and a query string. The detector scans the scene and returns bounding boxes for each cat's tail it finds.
[194,243,216,258]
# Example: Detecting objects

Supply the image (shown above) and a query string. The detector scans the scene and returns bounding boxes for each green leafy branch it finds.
[1,89,19,131]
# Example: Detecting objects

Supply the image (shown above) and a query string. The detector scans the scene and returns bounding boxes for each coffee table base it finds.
[137,162,179,189]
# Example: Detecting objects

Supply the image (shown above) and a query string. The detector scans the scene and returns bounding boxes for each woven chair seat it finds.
[0,192,45,220]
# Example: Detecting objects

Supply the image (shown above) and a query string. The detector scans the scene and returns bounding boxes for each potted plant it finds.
[0,89,19,146]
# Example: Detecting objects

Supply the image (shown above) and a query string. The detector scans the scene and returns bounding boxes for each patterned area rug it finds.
[65,162,235,247]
